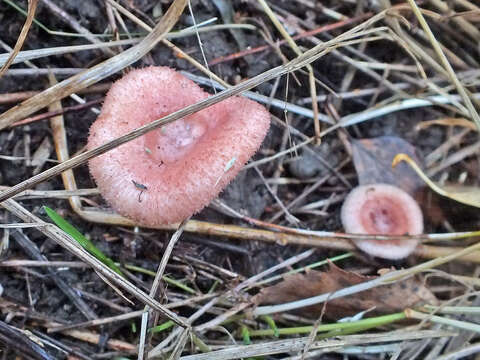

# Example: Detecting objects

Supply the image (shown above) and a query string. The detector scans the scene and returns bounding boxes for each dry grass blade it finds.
[13,98,103,128]
[406,0,480,129]
[0,24,255,68]
[46,294,215,333]
[436,342,480,360]
[0,16,389,203]
[105,0,230,88]
[46,73,83,214]
[254,239,480,316]
[0,0,188,130]
[0,0,38,79]
[339,93,480,127]
[1,198,189,328]
[3,1,480,357]
[257,0,321,141]
[405,308,480,333]
[54,206,480,263]
[138,220,188,360]
[0,223,44,228]
[0,39,140,67]
[0,187,99,199]
[178,330,455,360]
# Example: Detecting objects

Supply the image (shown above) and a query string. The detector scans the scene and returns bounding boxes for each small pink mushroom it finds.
[87,66,270,226]
[341,183,423,259]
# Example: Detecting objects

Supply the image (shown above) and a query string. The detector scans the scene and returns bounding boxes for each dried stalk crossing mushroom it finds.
[88,67,270,226]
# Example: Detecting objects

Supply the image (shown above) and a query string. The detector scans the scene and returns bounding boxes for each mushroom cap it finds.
[87,66,271,226]
[341,183,423,259]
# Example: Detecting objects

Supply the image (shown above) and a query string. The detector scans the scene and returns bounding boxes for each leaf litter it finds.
[351,136,424,194]
[253,262,438,320]
[2,1,480,359]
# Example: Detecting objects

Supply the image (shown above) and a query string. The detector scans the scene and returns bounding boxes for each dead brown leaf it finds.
[351,136,424,195]
[351,136,446,225]
[253,263,437,320]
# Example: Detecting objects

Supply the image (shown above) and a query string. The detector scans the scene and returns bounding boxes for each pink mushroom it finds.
[87,66,270,226]
[341,183,423,259]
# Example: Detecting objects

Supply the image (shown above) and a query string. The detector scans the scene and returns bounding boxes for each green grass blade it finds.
[241,325,251,345]
[261,315,279,337]
[43,206,124,276]
[150,320,174,334]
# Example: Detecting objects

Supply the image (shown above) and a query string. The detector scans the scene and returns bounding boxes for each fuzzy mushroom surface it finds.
[341,183,423,259]
[87,66,271,226]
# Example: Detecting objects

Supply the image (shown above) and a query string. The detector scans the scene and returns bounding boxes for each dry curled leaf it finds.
[253,263,437,320]
[351,136,424,195]
[393,153,480,208]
